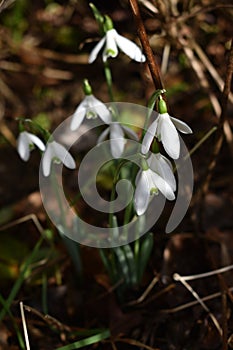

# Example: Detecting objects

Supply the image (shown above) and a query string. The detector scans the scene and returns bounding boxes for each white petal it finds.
[17,132,30,161]
[135,169,140,186]
[134,170,150,216]
[141,119,158,154]
[70,101,86,131]
[103,29,118,61]
[160,114,180,159]
[170,116,193,134]
[52,141,76,170]
[97,127,110,144]
[115,32,146,62]
[110,123,125,158]
[88,36,106,63]
[122,125,138,140]
[27,133,45,151]
[157,154,176,191]
[42,143,53,177]
[84,95,97,108]
[148,153,176,191]
[87,95,111,124]
[17,131,45,161]
[149,169,175,201]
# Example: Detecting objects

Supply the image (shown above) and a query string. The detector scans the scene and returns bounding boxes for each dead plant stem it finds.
[200,41,233,224]
[129,0,163,90]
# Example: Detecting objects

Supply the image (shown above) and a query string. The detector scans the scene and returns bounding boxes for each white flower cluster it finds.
[133,96,192,215]
[17,14,146,175]
[16,11,192,218]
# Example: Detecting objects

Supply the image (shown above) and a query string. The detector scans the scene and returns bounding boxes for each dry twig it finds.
[20,301,31,350]
[174,273,223,336]
[129,0,164,90]
[198,41,233,226]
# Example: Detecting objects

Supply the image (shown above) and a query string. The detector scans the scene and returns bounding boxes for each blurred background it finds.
[0,0,232,349]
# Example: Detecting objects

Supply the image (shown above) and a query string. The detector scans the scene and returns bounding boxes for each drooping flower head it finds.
[17,131,45,161]
[142,96,192,159]
[97,121,138,158]
[70,79,111,131]
[88,15,146,64]
[42,140,76,177]
[134,155,176,216]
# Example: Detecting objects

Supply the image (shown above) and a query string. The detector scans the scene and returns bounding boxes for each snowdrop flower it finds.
[134,156,176,216]
[42,141,76,177]
[89,16,146,63]
[148,152,176,192]
[142,97,192,159]
[17,131,45,161]
[70,79,111,131]
[97,122,138,158]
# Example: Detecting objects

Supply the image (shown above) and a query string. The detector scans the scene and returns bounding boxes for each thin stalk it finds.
[129,0,164,90]
[109,160,128,227]
[50,168,66,228]
[104,61,114,102]
[20,301,30,350]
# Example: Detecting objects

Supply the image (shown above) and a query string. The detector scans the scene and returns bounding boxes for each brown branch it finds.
[129,0,164,90]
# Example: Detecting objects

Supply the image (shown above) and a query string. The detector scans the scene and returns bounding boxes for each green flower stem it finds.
[18,118,51,142]
[109,160,128,227]
[140,89,166,141]
[104,61,114,102]
[50,167,66,228]
[89,3,104,35]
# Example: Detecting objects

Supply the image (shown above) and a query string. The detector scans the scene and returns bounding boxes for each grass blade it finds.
[56,329,110,350]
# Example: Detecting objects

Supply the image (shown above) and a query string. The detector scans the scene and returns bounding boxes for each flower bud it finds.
[83,79,92,96]
[158,96,167,114]
[104,15,114,32]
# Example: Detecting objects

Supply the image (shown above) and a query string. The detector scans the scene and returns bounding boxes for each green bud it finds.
[158,96,167,114]
[147,88,166,111]
[104,15,114,32]
[89,3,105,35]
[83,79,92,96]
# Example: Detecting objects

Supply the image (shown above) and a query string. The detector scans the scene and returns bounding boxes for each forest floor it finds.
[0,0,232,349]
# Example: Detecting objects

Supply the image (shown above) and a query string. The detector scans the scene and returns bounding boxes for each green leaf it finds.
[114,247,130,286]
[56,329,110,350]
[58,228,82,280]
[121,244,137,286]
[99,249,115,282]
[137,233,154,282]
